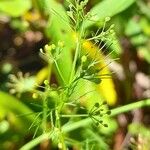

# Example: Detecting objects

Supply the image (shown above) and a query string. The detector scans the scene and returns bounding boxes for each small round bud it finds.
[105,17,110,22]
[44,44,49,49]
[32,93,38,99]
[81,55,87,63]
[99,120,103,123]
[109,29,114,33]
[44,80,49,85]
[51,44,56,49]
[44,44,52,52]
[58,41,64,48]
[106,110,111,115]
[94,102,100,108]
[103,124,108,127]
[40,48,44,53]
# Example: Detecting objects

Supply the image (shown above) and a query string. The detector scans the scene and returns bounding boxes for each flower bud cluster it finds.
[40,41,64,62]
[89,102,111,127]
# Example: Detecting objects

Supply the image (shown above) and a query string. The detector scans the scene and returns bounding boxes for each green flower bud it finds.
[94,102,100,108]
[103,124,108,127]
[58,41,64,48]
[106,110,111,115]
[105,17,110,22]
[81,55,87,63]
[44,80,49,85]
[51,44,56,49]
[44,44,52,52]
[32,93,38,99]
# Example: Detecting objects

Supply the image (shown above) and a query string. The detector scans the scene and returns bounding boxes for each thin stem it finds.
[60,114,88,118]
[110,99,150,116]
[54,60,66,85]
[87,34,102,41]
[55,109,67,150]
[69,36,80,84]
[69,19,84,84]
[20,133,50,150]
[42,95,47,133]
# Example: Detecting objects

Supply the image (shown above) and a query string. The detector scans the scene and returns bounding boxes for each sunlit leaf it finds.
[0,0,32,17]
[86,0,136,27]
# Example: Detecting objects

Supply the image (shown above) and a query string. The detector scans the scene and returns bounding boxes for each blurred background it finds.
[0,0,150,150]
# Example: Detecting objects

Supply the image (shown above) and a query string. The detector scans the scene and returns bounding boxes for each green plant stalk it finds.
[42,61,52,133]
[110,99,150,116]
[55,109,67,150]
[42,95,48,133]
[20,134,50,150]
[20,99,150,150]
[54,60,66,85]
[69,36,80,84]
[69,10,85,84]
[60,114,88,118]
[69,22,84,84]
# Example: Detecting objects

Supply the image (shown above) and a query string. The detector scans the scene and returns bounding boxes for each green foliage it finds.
[85,0,136,27]
[0,0,31,17]
[0,0,150,149]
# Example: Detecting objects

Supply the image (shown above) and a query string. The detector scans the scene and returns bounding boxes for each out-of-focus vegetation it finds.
[0,0,150,150]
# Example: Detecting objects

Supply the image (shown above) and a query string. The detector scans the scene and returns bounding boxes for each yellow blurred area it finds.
[23,11,41,22]
[83,41,117,105]
[36,66,49,85]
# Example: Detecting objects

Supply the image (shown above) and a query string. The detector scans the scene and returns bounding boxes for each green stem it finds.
[55,109,67,150]
[60,114,88,118]
[20,134,50,150]
[69,20,84,84]
[54,60,66,85]
[42,96,47,133]
[42,62,51,133]
[69,37,80,84]
[110,99,150,116]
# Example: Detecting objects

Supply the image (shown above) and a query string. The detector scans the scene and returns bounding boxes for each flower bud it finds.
[105,17,110,22]
[44,80,49,85]
[81,55,87,63]
[32,93,38,99]
[51,44,56,49]
[44,44,52,52]
[58,41,64,48]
